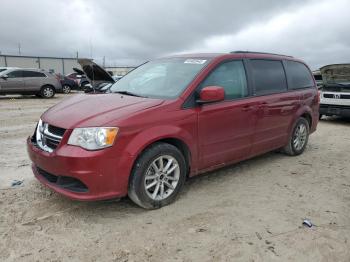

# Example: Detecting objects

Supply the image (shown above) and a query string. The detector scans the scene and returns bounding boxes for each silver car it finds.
[0,68,62,98]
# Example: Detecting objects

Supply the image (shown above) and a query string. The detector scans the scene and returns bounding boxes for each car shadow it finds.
[33,150,285,217]
[319,116,350,126]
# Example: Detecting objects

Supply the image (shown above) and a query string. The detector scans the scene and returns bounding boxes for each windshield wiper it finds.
[114,91,147,98]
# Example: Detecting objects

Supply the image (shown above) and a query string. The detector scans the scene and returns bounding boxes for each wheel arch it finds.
[124,126,197,184]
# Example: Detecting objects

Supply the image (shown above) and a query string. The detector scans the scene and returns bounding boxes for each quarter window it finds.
[200,60,248,100]
[285,61,314,89]
[251,60,287,95]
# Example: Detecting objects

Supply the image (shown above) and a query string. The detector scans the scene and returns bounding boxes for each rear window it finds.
[251,60,287,95]
[23,71,46,77]
[285,61,314,89]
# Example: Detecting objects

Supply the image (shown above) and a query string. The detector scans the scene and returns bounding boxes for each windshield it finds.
[109,58,210,99]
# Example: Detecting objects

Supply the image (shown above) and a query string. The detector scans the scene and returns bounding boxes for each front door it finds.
[197,60,258,170]
[0,70,24,93]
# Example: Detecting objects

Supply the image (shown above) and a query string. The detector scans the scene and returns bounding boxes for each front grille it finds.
[323,93,350,99]
[35,120,66,152]
[48,125,66,137]
[36,166,88,193]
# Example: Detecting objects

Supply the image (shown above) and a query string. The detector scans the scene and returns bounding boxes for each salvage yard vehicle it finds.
[66,69,90,88]
[56,74,79,94]
[0,68,62,98]
[27,52,319,209]
[319,64,350,118]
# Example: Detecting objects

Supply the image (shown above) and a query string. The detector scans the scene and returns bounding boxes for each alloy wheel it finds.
[144,155,180,201]
[43,87,54,98]
[62,85,71,94]
[293,123,307,151]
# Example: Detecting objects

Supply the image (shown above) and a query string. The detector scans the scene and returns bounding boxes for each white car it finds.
[319,64,350,118]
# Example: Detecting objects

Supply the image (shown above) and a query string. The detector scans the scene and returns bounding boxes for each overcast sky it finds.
[0,0,349,69]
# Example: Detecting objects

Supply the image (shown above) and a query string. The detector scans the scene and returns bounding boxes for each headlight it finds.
[68,127,118,150]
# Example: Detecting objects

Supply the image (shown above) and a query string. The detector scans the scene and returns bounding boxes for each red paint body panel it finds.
[27,52,319,201]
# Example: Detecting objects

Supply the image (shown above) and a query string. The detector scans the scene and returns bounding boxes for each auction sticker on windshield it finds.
[184,59,207,64]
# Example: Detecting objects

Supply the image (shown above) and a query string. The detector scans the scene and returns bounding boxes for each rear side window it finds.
[285,61,314,89]
[200,60,248,99]
[251,60,287,95]
[23,71,46,77]
[7,70,23,78]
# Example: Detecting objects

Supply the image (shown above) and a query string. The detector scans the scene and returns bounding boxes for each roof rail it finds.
[230,51,293,58]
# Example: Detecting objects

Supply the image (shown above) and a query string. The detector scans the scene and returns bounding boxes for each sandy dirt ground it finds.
[0,93,349,262]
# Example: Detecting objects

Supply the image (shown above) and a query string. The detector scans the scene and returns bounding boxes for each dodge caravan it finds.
[27,52,319,209]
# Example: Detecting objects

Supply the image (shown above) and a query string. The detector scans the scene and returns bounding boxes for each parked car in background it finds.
[0,68,61,98]
[77,59,116,93]
[56,74,79,94]
[27,52,319,209]
[66,69,90,88]
[319,64,350,118]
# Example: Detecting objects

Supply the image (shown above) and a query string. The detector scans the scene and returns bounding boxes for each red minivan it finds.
[27,52,319,209]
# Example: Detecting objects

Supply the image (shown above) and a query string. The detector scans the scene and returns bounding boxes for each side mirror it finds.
[1,74,8,80]
[76,75,82,79]
[197,86,225,104]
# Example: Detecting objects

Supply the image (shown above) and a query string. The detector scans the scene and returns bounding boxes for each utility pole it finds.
[18,43,21,55]
[76,51,79,59]
[103,56,105,67]
[89,38,93,59]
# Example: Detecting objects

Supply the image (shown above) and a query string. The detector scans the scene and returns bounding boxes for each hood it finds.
[41,94,164,129]
[320,64,350,85]
[77,59,115,84]
[72,67,85,76]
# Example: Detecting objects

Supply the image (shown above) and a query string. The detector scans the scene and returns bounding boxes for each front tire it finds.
[283,117,310,156]
[62,84,71,94]
[128,143,187,209]
[40,86,55,98]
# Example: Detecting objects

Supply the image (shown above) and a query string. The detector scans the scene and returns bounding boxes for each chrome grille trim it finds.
[36,119,65,153]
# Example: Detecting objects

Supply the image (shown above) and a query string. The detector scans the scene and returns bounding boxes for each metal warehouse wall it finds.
[39,58,63,74]
[0,56,6,67]
[0,55,81,75]
[6,56,38,68]
[0,55,133,76]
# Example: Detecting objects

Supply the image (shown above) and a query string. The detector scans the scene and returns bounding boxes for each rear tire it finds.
[40,85,55,98]
[282,117,310,156]
[128,143,186,209]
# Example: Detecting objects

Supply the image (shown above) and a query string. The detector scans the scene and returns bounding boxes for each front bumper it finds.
[27,136,133,201]
[320,104,350,117]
